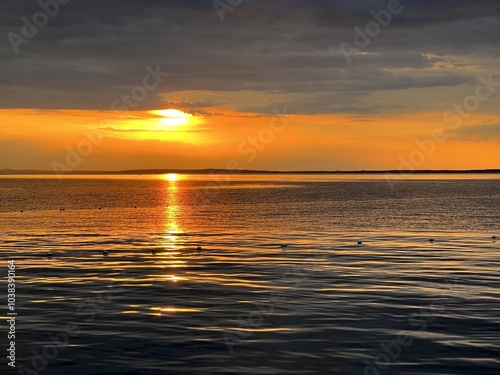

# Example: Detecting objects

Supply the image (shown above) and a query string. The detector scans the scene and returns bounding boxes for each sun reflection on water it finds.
[163,173,181,251]
[159,173,188,283]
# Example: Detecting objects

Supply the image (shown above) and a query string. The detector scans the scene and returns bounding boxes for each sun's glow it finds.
[154,109,190,117]
[151,109,193,127]
[165,173,179,181]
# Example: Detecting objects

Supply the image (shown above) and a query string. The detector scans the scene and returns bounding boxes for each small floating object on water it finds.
[102,251,108,257]
[429,238,435,243]
[99,207,102,210]
[59,208,65,212]
[151,249,157,255]
[357,241,362,245]
[47,252,53,259]
[20,210,24,213]
[281,244,287,249]
[493,235,497,240]
[197,246,202,252]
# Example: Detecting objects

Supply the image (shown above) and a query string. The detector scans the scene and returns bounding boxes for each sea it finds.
[0,174,499,375]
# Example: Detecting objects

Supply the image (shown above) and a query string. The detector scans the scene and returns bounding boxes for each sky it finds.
[0,0,499,171]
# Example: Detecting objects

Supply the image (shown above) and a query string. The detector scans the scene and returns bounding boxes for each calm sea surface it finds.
[0,174,499,375]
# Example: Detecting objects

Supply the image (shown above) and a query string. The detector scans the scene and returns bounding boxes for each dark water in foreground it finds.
[0,174,499,375]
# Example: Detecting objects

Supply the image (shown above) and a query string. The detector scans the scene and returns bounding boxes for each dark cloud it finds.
[0,0,499,113]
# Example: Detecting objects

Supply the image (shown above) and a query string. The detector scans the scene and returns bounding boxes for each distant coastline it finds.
[1,168,499,175]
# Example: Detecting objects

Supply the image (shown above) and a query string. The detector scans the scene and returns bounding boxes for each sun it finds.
[165,173,179,181]
[150,109,193,127]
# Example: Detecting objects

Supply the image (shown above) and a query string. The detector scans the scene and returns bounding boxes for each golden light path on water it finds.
[149,173,195,316]
[164,172,181,251]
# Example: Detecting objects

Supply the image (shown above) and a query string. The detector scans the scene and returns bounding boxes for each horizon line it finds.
[1,168,499,175]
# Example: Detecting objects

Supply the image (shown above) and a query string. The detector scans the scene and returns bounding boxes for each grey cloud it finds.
[0,0,498,114]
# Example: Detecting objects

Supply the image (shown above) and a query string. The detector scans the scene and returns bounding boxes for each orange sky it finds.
[1,104,499,171]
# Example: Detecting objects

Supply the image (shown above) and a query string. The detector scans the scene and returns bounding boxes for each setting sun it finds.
[165,173,179,181]
[151,109,193,127]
